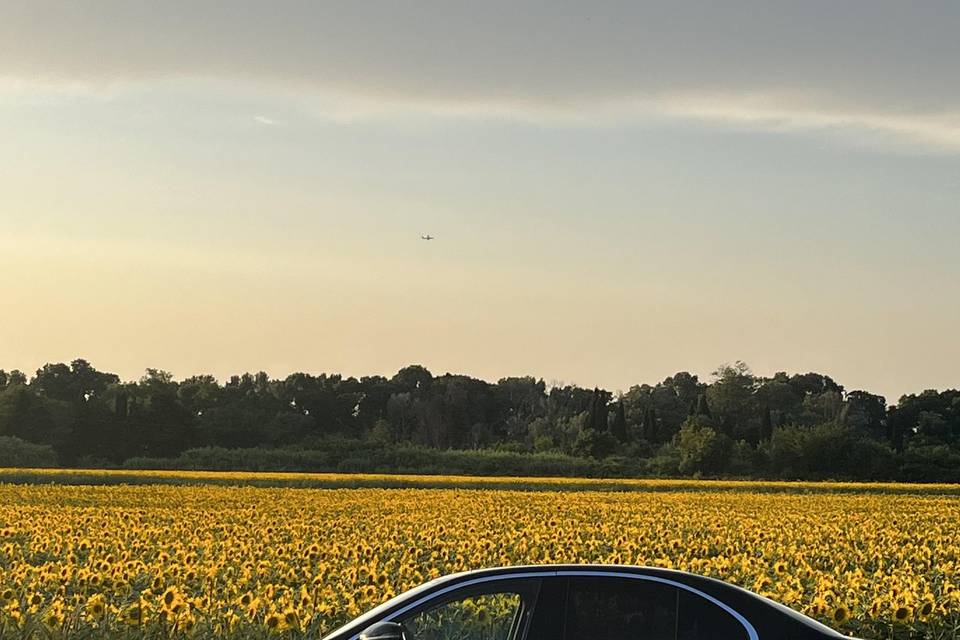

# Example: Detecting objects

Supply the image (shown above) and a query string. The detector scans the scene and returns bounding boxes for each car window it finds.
[401,591,526,640]
[564,577,677,640]
[675,590,748,640]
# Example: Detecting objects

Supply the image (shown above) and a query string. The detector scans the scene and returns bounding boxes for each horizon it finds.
[3,1,959,403]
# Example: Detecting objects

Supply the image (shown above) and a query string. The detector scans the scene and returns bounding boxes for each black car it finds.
[322,565,850,640]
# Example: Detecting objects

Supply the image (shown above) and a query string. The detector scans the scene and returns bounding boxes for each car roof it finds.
[323,564,845,640]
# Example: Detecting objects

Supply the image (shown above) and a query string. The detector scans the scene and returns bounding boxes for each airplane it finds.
[420,234,434,240]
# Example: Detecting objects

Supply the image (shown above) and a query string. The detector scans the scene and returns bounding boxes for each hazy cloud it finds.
[2,1,959,147]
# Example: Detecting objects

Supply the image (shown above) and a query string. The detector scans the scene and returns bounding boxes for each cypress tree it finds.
[891,421,905,454]
[593,389,609,432]
[585,388,607,432]
[694,393,712,419]
[760,405,773,441]
[642,405,658,441]
[611,399,627,442]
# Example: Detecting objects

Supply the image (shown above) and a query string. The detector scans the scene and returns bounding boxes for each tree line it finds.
[0,359,958,481]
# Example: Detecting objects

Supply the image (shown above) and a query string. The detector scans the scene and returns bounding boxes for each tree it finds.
[391,365,433,392]
[788,372,844,398]
[571,428,618,459]
[585,388,611,432]
[32,360,119,402]
[802,389,844,425]
[691,393,712,419]
[611,399,627,442]
[763,423,896,481]
[385,392,414,442]
[759,405,773,441]
[128,369,194,457]
[355,376,393,431]
[674,417,731,476]
[30,363,73,401]
[641,405,659,442]
[754,375,803,427]
[841,391,886,439]
[886,389,960,452]
[496,377,546,441]
[0,356,955,480]
[0,384,74,457]
[706,362,756,441]
[0,370,26,393]
[634,372,706,438]
[369,418,394,444]
[916,411,951,443]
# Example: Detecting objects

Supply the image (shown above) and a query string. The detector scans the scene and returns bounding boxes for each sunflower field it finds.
[0,475,957,640]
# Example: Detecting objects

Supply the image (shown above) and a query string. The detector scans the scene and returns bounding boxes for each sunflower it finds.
[283,608,299,630]
[5,608,22,628]
[264,612,284,633]
[43,604,65,630]
[227,611,241,633]
[244,597,261,618]
[123,603,144,626]
[85,594,107,619]
[162,587,179,610]
[892,604,912,624]
[831,605,850,625]
[181,613,197,633]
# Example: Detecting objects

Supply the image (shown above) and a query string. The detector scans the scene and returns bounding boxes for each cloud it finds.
[283,87,960,151]
[253,115,279,126]
[2,1,958,149]
[654,94,960,152]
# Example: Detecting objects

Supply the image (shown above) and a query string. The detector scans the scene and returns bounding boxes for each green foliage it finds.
[571,428,619,460]
[727,439,766,476]
[369,418,394,444]
[0,435,58,467]
[763,423,896,481]
[647,442,681,477]
[611,399,627,442]
[674,418,732,476]
[707,361,756,440]
[898,445,960,483]
[122,442,647,478]
[0,358,956,481]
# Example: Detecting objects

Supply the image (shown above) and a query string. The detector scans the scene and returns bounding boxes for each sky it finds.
[1,1,959,401]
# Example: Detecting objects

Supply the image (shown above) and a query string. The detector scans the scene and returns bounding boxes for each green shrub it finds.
[898,445,960,483]
[675,420,732,476]
[763,423,897,481]
[0,436,58,467]
[122,441,648,478]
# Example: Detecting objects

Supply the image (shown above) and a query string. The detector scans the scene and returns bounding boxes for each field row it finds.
[3,467,960,494]
[0,483,957,639]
